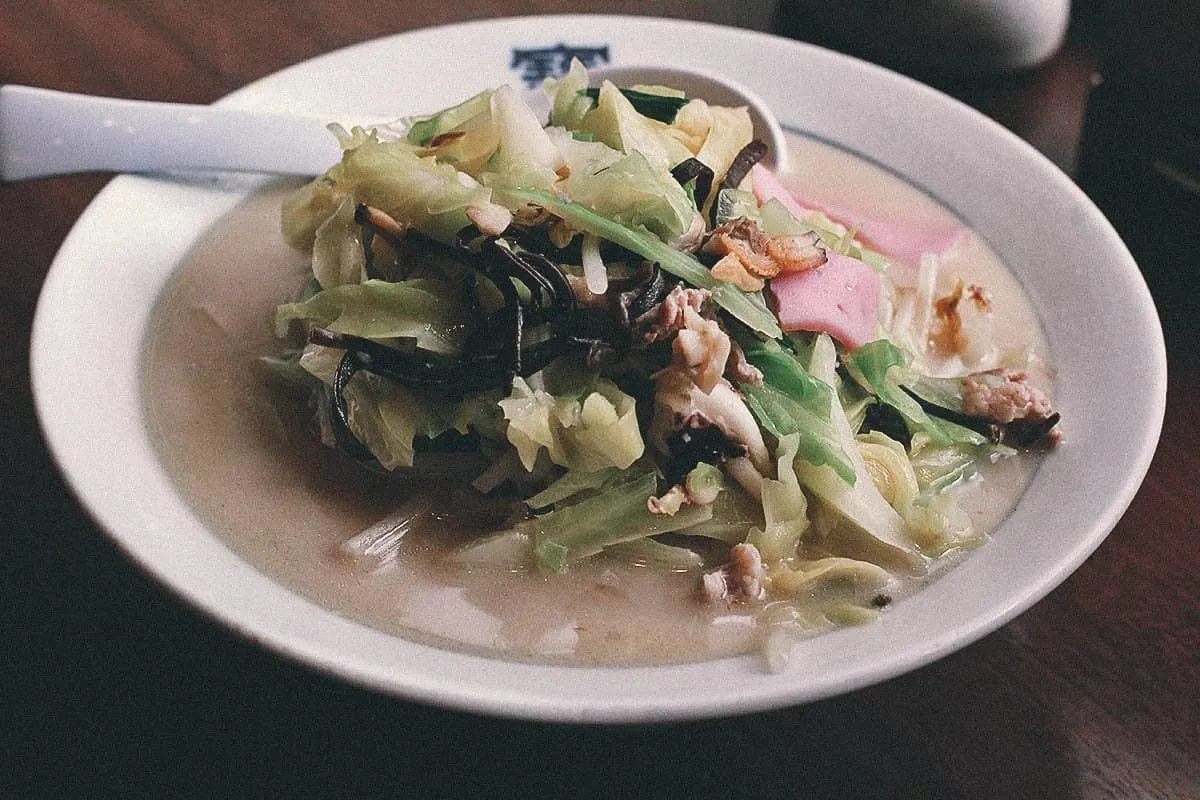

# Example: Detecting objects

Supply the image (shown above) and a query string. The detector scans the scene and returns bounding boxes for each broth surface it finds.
[143,134,1049,665]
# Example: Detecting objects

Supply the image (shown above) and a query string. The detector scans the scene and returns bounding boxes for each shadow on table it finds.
[5,484,1081,799]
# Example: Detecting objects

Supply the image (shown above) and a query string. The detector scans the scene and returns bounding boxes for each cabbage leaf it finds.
[274,278,466,354]
[499,374,644,473]
[746,433,810,562]
[562,149,697,242]
[790,335,923,571]
[406,89,494,146]
[847,339,951,446]
[342,373,451,470]
[517,471,713,571]
[574,81,694,169]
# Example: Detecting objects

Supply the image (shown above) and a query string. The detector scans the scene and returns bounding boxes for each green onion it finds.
[502,188,782,338]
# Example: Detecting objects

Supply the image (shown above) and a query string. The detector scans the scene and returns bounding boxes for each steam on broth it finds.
[143,132,1051,666]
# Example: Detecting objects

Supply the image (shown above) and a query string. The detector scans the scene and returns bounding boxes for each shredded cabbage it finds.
[790,335,924,571]
[480,83,563,192]
[288,133,499,245]
[499,374,644,473]
[274,277,466,353]
[746,433,810,562]
[575,81,695,170]
[405,89,494,146]
[311,197,367,289]
[847,339,951,446]
[521,472,713,571]
[342,373,449,470]
[544,58,595,130]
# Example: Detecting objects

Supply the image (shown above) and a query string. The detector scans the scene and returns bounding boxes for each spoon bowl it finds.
[0,66,787,182]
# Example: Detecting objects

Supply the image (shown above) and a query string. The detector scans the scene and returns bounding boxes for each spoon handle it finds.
[0,85,340,181]
[1,71,788,181]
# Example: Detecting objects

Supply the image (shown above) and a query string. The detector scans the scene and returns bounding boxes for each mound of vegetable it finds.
[271,60,1060,644]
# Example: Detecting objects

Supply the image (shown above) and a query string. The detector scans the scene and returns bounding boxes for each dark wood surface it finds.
[3,3,1197,797]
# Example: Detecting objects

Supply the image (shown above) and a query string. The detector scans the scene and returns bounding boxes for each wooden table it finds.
[3,3,1196,797]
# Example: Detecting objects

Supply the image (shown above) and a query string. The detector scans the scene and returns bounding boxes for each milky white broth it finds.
[142,133,1050,666]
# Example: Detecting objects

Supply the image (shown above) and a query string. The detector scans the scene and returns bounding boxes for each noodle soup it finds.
[143,132,1051,665]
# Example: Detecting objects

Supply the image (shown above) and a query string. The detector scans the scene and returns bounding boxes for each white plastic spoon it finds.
[0,66,787,182]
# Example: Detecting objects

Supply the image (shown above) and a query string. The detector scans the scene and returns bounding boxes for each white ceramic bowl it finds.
[31,16,1165,723]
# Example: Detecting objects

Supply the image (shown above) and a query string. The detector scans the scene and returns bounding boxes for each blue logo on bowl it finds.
[511,44,610,87]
